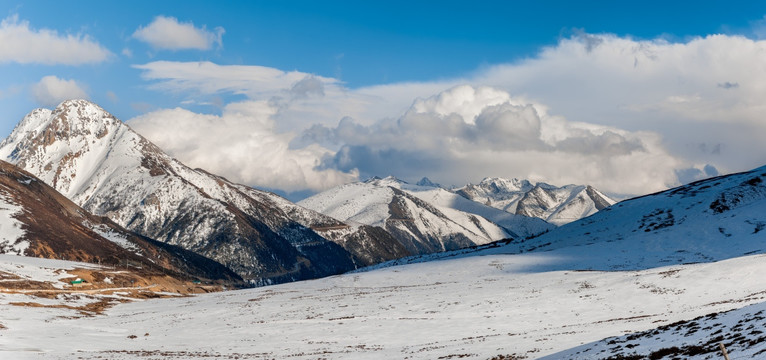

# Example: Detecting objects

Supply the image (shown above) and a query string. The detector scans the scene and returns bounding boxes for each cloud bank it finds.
[128,101,357,192]
[131,32,766,196]
[0,15,111,65]
[311,85,678,195]
[33,76,89,107]
[133,16,224,51]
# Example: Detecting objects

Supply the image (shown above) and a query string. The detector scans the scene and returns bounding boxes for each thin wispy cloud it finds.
[132,16,224,51]
[0,15,111,65]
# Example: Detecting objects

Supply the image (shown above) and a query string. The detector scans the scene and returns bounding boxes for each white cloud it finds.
[128,101,357,192]
[32,76,88,107]
[312,85,679,195]
[132,33,766,196]
[0,15,111,65]
[132,16,224,51]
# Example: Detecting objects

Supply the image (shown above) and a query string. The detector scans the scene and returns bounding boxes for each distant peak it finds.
[477,177,532,191]
[416,177,441,188]
[364,175,407,186]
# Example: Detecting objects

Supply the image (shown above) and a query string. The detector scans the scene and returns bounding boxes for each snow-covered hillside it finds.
[0,100,405,283]
[546,300,766,359]
[299,176,551,254]
[456,177,615,225]
[502,164,766,270]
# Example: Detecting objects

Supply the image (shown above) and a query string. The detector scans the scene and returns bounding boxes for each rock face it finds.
[299,176,553,255]
[455,178,615,225]
[0,100,404,284]
[0,160,240,282]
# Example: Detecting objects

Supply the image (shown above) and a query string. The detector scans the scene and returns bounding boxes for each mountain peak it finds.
[51,98,120,131]
[416,177,441,188]
[477,177,533,193]
[365,175,406,186]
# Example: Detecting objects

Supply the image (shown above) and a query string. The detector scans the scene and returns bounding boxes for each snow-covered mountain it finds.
[298,176,552,254]
[455,177,615,225]
[0,159,239,282]
[0,100,405,284]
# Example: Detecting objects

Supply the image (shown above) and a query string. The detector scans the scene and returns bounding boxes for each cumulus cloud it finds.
[132,16,224,51]
[0,15,110,65]
[32,76,88,107]
[311,85,679,195]
[128,101,357,192]
[132,32,766,196]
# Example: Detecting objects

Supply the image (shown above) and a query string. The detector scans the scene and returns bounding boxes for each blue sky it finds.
[3,1,766,199]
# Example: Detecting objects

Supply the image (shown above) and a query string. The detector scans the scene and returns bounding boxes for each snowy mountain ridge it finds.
[298,176,541,254]
[455,176,615,225]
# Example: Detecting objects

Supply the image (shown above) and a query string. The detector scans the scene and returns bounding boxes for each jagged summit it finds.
[456,177,615,225]
[476,177,534,194]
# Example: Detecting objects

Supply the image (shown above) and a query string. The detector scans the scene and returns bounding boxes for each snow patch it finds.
[0,190,27,255]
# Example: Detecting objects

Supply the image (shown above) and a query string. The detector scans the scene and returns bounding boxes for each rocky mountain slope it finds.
[455,177,615,225]
[298,176,552,254]
[0,100,405,284]
[0,160,239,283]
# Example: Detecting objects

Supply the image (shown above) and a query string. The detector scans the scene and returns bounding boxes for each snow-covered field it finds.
[0,254,101,289]
[2,250,765,359]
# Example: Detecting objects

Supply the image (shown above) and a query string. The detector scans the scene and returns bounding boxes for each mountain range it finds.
[0,100,613,284]
[0,100,404,284]
[455,177,615,225]
[298,176,553,254]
